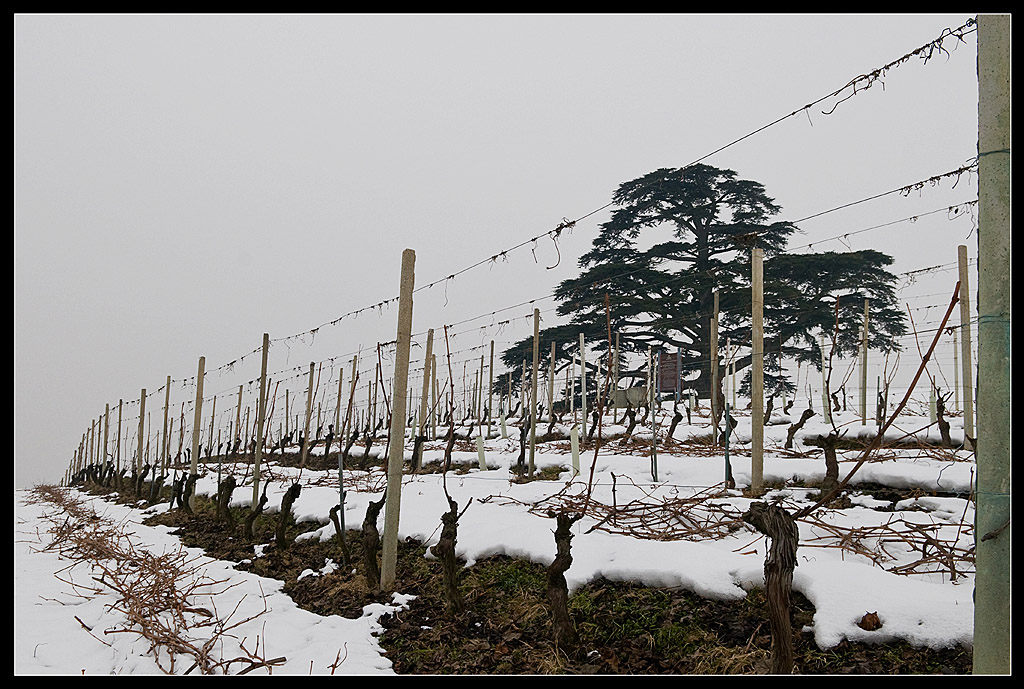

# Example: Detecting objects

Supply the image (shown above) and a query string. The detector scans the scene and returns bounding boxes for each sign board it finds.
[658,351,680,392]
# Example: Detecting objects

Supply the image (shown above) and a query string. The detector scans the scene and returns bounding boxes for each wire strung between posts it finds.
[684,18,977,167]
[79,19,980,458]
[146,18,982,387]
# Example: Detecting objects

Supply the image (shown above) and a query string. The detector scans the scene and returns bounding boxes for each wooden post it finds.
[548,341,556,424]
[372,350,380,434]
[136,389,146,474]
[860,300,869,426]
[419,329,434,440]
[711,290,720,446]
[612,332,620,423]
[675,347,682,403]
[381,249,416,591]
[478,354,485,420]
[487,340,495,439]
[820,335,831,426]
[729,340,736,410]
[285,389,290,439]
[161,376,170,475]
[579,333,587,439]
[102,404,110,477]
[252,334,270,507]
[952,328,960,413]
[649,345,658,481]
[116,399,123,472]
[521,359,528,421]
[207,395,217,459]
[431,355,437,440]
[235,385,243,446]
[335,366,345,434]
[189,357,205,511]
[973,14,1010,673]
[301,362,315,467]
[569,353,575,418]
[958,245,975,446]
[751,247,764,496]
[528,308,540,476]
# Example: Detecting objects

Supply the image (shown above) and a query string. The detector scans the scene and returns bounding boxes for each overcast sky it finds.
[15,13,982,488]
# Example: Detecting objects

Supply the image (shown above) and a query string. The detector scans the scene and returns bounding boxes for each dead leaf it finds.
[857,611,882,631]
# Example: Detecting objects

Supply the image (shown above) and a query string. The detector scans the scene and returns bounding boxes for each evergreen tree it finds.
[500,164,907,400]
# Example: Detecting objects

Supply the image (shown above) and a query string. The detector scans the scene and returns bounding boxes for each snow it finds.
[15,408,976,675]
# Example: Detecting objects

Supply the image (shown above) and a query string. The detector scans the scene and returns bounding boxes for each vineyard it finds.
[18,398,978,674]
[15,14,1008,676]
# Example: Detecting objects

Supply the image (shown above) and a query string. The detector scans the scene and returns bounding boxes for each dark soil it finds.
[87,481,971,675]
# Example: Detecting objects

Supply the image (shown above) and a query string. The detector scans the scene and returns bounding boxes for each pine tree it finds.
[499,165,907,399]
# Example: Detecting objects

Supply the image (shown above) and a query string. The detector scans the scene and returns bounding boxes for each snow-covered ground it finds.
[15,408,976,674]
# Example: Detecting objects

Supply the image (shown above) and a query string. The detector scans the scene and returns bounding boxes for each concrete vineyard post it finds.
[528,308,540,477]
[136,389,146,474]
[102,404,109,477]
[820,335,832,426]
[711,290,720,447]
[189,357,205,509]
[548,341,556,424]
[252,334,270,508]
[116,399,122,472]
[579,334,586,439]
[419,329,434,439]
[302,362,314,467]
[860,300,869,426]
[335,368,345,434]
[162,376,170,475]
[953,329,959,413]
[649,345,657,482]
[381,249,416,591]
[958,245,975,446]
[974,14,1010,673]
[751,247,764,496]
[488,340,495,439]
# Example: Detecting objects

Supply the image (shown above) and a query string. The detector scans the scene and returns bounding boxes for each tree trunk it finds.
[667,409,684,440]
[328,504,351,567]
[742,502,799,675]
[586,410,600,442]
[275,482,302,551]
[217,475,236,528]
[182,473,199,515]
[818,434,840,495]
[935,394,953,448]
[621,405,638,442]
[785,408,816,450]
[515,423,528,478]
[431,496,467,615]
[243,483,269,540]
[546,511,581,649]
[411,434,427,472]
[362,493,386,593]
